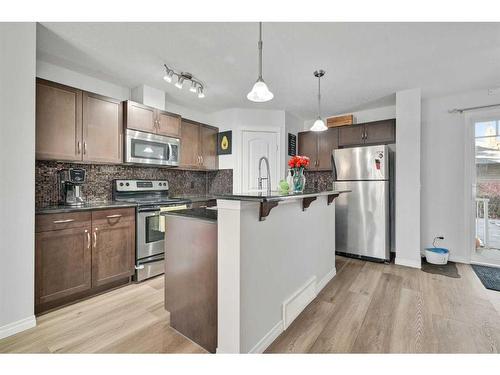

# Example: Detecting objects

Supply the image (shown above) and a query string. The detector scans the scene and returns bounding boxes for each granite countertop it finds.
[214,189,350,203]
[161,207,217,222]
[170,194,217,203]
[36,201,138,214]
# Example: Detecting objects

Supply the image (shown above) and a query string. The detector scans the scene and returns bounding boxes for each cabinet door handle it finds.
[106,214,122,219]
[53,219,75,224]
[93,229,98,247]
[77,141,81,154]
[200,155,204,165]
[85,230,90,249]
[83,141,87,155]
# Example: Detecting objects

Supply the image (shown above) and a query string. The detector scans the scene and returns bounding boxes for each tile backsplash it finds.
[304,170,334,191]
[36,160,233,207]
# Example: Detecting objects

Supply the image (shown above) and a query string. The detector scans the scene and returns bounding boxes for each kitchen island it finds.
[163,189,348,354]
[215,189,348,353]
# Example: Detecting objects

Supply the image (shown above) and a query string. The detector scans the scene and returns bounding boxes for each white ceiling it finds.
[37,22,500,119]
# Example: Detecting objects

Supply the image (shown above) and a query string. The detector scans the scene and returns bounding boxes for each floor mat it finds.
[421,258,461,278]
[472,264,500,291]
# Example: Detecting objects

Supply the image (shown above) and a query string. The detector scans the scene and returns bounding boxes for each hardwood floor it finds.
[2,257,500,354]
[266,256,500,353]
[0,276,206,353]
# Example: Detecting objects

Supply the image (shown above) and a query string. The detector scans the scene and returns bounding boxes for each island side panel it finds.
[216,199,244,353]
[217,196,336,353]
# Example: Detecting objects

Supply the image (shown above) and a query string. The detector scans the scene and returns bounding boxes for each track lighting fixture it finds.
[163,64,206,99]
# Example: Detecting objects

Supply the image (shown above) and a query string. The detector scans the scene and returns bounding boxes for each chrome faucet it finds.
[258,156,271,195]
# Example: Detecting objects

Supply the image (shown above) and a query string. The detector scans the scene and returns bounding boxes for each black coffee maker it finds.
[58,168,86,206]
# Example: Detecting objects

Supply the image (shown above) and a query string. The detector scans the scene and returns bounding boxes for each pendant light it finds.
[247,22,274,102]
[310,70,328,132]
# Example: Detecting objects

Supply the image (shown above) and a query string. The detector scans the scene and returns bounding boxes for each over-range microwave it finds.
[125,129,180,167]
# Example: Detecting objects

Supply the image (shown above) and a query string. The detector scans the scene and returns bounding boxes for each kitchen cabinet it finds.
[338,119,395,147]
[36,79,83,161]
[124,100,181,138]
[35,208,135,314]
[298,128,338,171]
[36,78,123,163]
[180,120,219,170]
[35,212,92,308]
[91,208,135,287]
[82,92,123,163]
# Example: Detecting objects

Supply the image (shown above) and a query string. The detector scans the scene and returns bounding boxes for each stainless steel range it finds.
[113,179,190,281]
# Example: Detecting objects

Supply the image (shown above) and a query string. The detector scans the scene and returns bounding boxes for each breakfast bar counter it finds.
[215,189,348,353]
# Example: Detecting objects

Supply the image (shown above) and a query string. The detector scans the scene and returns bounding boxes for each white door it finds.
[241,130,280,193]
[468,111,500,267]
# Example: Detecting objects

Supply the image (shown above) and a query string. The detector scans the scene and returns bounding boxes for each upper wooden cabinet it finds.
[338,119,395,147]
[124,100,181,138]
[180,120,218,170]
[298,128,338,171]
[36,79,123,163]
[82,92,123,163]
[36,79,82,161]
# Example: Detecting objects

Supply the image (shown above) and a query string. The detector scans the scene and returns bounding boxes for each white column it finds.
[395,88,422,268]
[0,23,37,338]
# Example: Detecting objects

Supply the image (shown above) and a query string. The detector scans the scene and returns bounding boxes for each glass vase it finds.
[292,168,306,193]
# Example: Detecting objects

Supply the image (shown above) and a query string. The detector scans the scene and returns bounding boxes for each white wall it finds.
[0,23,37,338]
[420,89,500,263]
[212,108,286,193]
[37,60,130,100]
[395,89,422,268]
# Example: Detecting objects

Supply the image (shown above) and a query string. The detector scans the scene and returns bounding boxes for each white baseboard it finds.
[248,268,338,354]
[395,256,421,269]
[248,320,283,354]
[316,267,337,295]
[449,255,469,264]
[0,315,36,340]
[282,276,317,330]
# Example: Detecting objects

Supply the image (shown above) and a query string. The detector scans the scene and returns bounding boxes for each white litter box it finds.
[425,247,449,265]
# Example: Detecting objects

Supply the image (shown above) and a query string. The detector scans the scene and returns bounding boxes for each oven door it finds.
[125,129,179,166]
[137,208,165,260]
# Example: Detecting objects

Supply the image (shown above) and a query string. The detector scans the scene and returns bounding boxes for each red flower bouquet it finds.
[288,155,310,169]
[288,155,309,192]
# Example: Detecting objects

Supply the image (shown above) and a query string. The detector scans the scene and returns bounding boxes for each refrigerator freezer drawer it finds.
[334,180,390,261]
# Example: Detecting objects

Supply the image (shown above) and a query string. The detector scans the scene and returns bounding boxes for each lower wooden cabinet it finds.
[35,208,135,314]
[91,209,135,287]
[35,226,92,305]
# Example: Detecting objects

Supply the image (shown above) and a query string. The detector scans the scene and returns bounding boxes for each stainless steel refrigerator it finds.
[333,145,393,262]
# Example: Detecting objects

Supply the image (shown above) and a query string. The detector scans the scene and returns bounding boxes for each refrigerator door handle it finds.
[331,152,338,180]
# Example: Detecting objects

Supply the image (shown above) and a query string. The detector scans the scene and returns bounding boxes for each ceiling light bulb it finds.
[197,86,205,98]
[310,117,328,132]
[310,69,327,132]
[190,81,197,93]
[175,76,184,89]
[163,70,174,83]
[247,22,273,103]
[247,79,273,102]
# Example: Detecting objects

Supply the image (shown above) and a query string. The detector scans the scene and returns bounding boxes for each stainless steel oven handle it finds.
[53,219,75,224]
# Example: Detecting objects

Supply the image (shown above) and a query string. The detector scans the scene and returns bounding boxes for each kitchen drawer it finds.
[91,207,135,225]
[36,211,91,233]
